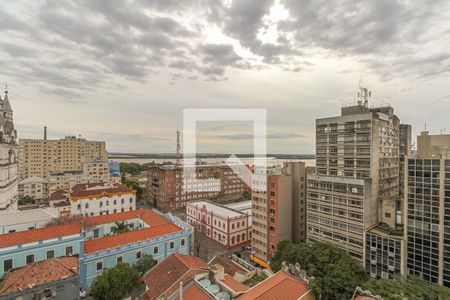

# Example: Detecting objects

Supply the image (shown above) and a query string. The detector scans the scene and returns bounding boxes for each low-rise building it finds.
[186,200,251,249]
[0,208,192,288]
[70,182,136,216]
[0,256,79,300]
[0,208,59,234]
[18,176,50,203]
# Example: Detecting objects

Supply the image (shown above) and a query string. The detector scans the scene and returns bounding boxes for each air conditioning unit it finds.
[352,188,358,193]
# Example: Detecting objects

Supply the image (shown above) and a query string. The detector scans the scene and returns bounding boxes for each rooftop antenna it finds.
[176,130,181,165]
[356,74,371,108]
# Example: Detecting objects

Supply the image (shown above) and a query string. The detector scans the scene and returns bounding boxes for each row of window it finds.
[3,246,74,272]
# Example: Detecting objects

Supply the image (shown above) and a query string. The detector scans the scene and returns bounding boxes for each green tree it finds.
[111,221,130,234]
[18,195,34,206]
[271,241,368,300]
[134,254,157,275]
[363,276,450,300]
[242,191,251,200]
[91,263,139,300]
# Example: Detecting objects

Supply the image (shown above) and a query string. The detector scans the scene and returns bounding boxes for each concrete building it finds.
[0,257,80,300]
[147,164,251,212]
[0,208,59,234]
[19,132,108,180]
[417,131,450,159]
[307,86,401,263]
[404,158,450,287]
[0,89,18,212]
[400,124,412,157]
[0,208,192,288]
[18,176,50,202]
[186,200,251,249]
[251,162,307,266]
[70,182,136,216]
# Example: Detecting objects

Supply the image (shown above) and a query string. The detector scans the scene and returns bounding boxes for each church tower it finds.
[0,86,18,212]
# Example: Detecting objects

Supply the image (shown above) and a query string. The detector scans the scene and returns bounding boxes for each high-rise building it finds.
[404,158,450,287]
[18,133,108,180]
[0,89,18,212]
[147,164,251,212]
[417,131,450,159]
[251,162,307,266]
[307,86,401,263]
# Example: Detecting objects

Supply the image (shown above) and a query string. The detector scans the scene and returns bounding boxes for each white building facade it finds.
[0,89,18,212]
[70,182,136,217]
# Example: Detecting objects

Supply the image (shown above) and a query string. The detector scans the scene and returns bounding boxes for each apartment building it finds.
[251,162,307,266]
[18,130,109,182]
[307,86,401,263]
[0,89,18,212]
[417,131,450,159]
[147,164,251,212]
[17,176,50,202]
[186,200,251,248]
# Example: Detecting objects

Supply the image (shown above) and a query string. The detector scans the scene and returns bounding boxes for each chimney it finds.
[44,126,47,140]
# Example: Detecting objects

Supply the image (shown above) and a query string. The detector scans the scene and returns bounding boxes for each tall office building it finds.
[251,162,307,267]
[404,158,450,287]
[0,89,18,212]
[307,86,401,262]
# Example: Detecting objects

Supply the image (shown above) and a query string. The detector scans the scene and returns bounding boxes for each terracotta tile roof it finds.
[220,274,249,293]
[174,282,214,300]
[84,224,182,254]
[0,222,81,249]
[86,208,170,227]
[208,256,250,276]
[71,182,133,198]
[49,189,69,201]
[141,254,209,300]
[238,271,311,300]
[0,257,79,296]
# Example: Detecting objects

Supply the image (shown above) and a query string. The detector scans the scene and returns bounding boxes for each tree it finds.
[91,263,139,300]
[111,221,129,234]
[363,276,450,300]
[270,241,368,300]
[18,195,34,206]
[242,191,251,200]
[134,254,157,275]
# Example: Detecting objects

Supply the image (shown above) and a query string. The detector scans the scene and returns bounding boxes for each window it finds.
[66,246,73,256]
[26,254,34,264]
[3,259,13,272]
[47,250,55,259]
[169,242,175,249]
[77,204,81,210]
[93,229,100,238]
[181,239,185,246]
[113,199,117,205]
[106,200,109,206]
[121,198,124,204]
[385,212,391,218]
[28,226,35,230]
[130,198,133,203]
[85,203,89,209]
[153,246,159,254]
[117,256,123,263]
[136,251,142,260]
[96,262,103,271]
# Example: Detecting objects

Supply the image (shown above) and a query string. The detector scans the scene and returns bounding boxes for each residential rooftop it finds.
[0,208,57,228]
[0,256,79,296]
[238,271,311,300]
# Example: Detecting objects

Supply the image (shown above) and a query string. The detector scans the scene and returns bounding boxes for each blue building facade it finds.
[0,209,192,289]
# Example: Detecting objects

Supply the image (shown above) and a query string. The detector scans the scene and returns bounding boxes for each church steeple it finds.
[2,84,13,116]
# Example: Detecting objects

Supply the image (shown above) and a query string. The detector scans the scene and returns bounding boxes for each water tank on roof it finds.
[207,284,220,295]
[216,292,231,300]
[199,279,211,288]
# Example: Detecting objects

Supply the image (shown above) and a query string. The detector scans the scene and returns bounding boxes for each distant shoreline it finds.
[109,153,316,160]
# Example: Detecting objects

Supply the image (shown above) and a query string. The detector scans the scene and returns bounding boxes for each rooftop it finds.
[0,257,79,296]
[224,200,252,211]
[208,256,250,277]
[71,182,134,199]
[141,253,209,300]
[0,208,57,227]
[84,223,181,254]
[220,274,249,293]
[174,281,214,300]
[188,200,248,218]
[238,271,311,300]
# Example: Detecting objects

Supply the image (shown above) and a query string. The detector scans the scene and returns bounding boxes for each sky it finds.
[1,0,450,154]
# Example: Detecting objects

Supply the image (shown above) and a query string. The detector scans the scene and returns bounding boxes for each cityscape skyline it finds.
[2,0,450,153]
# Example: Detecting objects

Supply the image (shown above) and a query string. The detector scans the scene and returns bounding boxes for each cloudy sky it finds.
[2,0,450,154]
